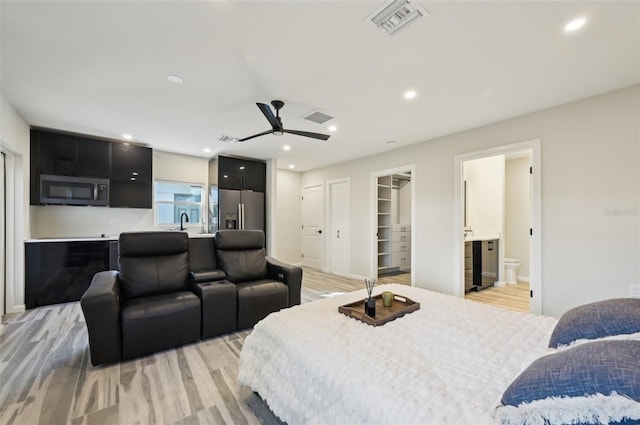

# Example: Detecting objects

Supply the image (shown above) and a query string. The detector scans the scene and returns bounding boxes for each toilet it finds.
[504,258,521,285]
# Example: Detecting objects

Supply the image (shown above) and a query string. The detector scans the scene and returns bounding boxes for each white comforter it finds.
[238,284,558,425]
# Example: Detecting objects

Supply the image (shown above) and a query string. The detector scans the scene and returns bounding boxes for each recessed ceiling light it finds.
[122,134,132,141]
[328,125,337,132]
[289,164,295,169]
[223,174,229,178]
[130,177,136,181]
[283,145,291,151]
[565,18,586,32]
[203,148,211,153]
[132,172,138,176]
[167,75,183,84]
[239,166,245,170]
[404,90,417,100]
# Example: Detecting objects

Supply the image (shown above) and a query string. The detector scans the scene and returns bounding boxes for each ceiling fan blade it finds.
[237,129,274,142]
[282,129,331,141]
[256,102,280,130]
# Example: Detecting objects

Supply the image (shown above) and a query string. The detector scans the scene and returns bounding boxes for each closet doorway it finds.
[371,165,415,285]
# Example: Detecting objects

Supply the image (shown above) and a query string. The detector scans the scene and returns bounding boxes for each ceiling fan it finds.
[238,100,331,142]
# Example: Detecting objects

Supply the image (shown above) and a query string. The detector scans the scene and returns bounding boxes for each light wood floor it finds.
[1,268,527,425]
[465,282,530,312]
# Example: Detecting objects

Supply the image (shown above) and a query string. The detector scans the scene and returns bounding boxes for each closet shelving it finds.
[377,175,392,272]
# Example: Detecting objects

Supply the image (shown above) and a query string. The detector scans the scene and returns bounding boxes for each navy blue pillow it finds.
[502,340,640,407]
[548,298,640,348]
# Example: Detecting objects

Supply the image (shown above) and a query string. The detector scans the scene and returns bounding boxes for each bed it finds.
[238,284,640,425]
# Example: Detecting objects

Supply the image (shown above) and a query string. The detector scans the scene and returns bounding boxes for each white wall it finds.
[463,155,504,238]
[274,169,302,264]
[398,182,411,225]
[1,92,30,313]
[302,85,640,317]
[30,150,209,238]
[505,156,530,279]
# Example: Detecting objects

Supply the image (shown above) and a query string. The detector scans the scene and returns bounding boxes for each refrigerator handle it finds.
[241,203,245,229]
[237,203,242,230]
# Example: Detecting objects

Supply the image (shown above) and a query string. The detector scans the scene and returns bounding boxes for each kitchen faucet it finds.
[180,213,189,231]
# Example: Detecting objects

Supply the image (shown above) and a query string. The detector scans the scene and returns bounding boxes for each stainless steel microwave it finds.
[40,174,109,206]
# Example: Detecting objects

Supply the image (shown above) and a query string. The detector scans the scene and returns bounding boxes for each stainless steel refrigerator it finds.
[218,189,265,231]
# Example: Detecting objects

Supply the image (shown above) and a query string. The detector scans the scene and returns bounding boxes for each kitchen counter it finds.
[26,236,118,243]
[26,232,216,243]
[464,235,500,242]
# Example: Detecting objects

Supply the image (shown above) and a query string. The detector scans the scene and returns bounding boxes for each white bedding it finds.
[238,284,558,424]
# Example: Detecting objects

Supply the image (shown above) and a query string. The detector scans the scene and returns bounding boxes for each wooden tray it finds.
[338,293,420,326]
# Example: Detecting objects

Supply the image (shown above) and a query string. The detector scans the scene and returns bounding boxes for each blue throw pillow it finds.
[548,298,640,348]
[497,340,640,425]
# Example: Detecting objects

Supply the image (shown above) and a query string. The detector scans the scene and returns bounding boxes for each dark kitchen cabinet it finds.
[110,143,152,208]
[218,156,266,192]
[77,137,110,178]
[30,129,112,204]
[25,240,111,309]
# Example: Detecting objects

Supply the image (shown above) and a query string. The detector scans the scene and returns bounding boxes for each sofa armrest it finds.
[80,270,122,366]
[266,257,302,306]
[189,270,226,283]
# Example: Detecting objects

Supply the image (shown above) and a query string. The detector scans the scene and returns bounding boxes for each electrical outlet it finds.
[630,284,640,298]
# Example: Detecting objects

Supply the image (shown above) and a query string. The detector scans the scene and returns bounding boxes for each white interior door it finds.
[329,180,349,275]
[302,184,325,269]
[1,152,4,317]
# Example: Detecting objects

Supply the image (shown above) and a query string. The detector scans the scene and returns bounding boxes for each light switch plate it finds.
[630,284,640,298]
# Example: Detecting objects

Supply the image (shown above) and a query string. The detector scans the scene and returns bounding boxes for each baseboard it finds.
[291,262,303,267]
[348,273,368,282]
[494,281,506,287]
[517,275,530,282]
[6,304,25,314]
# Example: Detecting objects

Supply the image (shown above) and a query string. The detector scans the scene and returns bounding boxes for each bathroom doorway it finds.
[454,140,541,314]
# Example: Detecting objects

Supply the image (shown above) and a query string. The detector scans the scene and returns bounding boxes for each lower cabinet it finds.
[465,239,499,293]
[391,224,411,271]
[25,240,111,309]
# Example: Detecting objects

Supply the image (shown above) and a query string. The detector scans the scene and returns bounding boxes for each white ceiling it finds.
[2,1,638,171]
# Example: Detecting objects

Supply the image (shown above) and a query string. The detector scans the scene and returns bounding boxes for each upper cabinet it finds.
[218,156,266,192]
[30,128,152,208]
[110,143,153,209]
[32,130,111,178]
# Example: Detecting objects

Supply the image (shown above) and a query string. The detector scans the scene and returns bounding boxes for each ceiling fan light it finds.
[274,130,284,136]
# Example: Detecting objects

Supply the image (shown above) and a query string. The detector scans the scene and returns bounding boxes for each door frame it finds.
[370,164,416,285]
[301,182,326,270]
[326,177,350,276]
[1,147,25,314]
[454,139,541,314]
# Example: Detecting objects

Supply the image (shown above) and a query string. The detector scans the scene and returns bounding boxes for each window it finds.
[154,181,205,228]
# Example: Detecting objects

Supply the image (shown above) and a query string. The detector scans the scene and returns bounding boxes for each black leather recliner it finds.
[81,231,201,366]
[215,230,302,328]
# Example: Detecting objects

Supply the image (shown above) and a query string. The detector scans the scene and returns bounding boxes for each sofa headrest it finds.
[215,230,264,250]
[119,231,189,257]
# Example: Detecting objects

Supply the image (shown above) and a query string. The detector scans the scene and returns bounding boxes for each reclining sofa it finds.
[81,230,302,366]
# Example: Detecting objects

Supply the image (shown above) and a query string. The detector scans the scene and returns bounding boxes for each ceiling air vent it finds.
[302,110,334,125]
[368,0,429,36]
[218,135,238,143]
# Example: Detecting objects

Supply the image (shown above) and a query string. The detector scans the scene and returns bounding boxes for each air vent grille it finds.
[218,135,238,143]
[368,0,429,36]
[302,110,334,125]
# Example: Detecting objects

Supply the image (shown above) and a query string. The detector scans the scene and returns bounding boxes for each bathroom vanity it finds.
[464,238,499,293]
